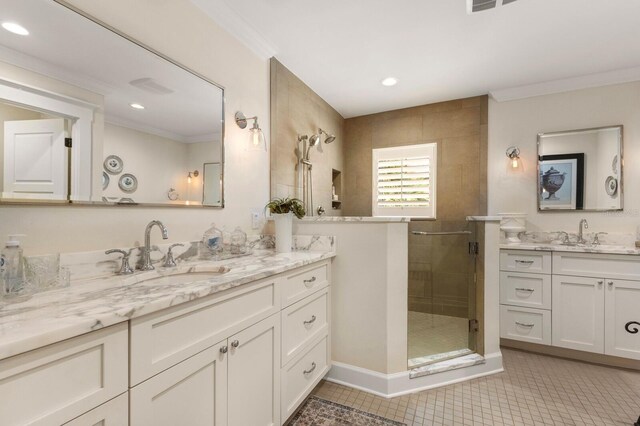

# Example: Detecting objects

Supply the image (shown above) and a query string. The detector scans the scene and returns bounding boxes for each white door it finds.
[552,275,604,353]
[228,314,280,426]
[3,118,67,199]
[605,279,640,360]
[130,342,228,426]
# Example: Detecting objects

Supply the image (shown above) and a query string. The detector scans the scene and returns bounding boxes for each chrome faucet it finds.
[141,220,169,270]
[578,219,589,244]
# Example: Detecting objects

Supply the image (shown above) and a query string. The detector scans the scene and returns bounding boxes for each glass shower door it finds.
[407,220,478,369]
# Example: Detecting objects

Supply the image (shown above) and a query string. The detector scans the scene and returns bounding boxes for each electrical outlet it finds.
[251,211,261,230]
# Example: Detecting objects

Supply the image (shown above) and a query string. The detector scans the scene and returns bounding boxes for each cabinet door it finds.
[605,279,640,360]
[552,276,604,353]
[130,342,228,426]
[228,314,280,426]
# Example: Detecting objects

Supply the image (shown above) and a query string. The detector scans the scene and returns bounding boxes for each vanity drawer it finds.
[0,323,128,426]
[281,334,330,421]
[281,261,329,308]
[553,252,640,280]
[500,271,551,310]
[130,278,280,385]
[500,305,551,345]
[282,288,329,366]
[500,250,551,274]
[64,393,128,426]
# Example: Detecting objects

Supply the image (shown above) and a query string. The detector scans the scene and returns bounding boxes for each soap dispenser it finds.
[1,234,26,297]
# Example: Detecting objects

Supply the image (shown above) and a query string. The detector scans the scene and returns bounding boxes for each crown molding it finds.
[190,0,277,60]
[490,66,640,102]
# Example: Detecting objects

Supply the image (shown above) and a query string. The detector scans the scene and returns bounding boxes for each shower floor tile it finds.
[407,311,469,363]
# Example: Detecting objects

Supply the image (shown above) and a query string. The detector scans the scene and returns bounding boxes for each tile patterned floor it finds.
[408,312,469,361]
[312,348,640,425]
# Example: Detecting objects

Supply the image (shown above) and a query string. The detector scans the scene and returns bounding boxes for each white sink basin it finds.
[124,266,230,286]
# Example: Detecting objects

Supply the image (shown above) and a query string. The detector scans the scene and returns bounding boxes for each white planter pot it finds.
[274,213,293,253]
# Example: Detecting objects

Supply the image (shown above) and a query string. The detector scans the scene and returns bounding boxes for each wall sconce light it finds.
[506,146,521,169]
[235,111,266,151]
[187,170,199,184]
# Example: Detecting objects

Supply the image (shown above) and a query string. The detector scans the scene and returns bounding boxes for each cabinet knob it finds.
[231,340,240,348]
[597,281,604,285]
[608,281,614,287]
[220,346,228,354]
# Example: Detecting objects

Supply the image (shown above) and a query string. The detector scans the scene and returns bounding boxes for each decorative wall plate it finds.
[605,176,618,197]
[104,155,123,174]
[118,173,138,193]
[102,171,110,190]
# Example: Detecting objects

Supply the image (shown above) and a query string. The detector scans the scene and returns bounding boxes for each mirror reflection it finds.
[0,0,224,207]
[538,126,622,211]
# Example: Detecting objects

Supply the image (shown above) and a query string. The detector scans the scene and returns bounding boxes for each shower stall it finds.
[407,220,479,369]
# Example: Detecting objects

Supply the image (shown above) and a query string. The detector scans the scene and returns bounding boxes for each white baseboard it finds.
[325,351,503,398]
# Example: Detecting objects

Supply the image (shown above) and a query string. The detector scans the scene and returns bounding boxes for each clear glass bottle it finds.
[230,227,247,255]
[1,235,26,298]
[202,223,223,255]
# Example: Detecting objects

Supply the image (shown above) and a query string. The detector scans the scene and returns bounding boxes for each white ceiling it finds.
[192,0,640,118]
[0,0,223,142]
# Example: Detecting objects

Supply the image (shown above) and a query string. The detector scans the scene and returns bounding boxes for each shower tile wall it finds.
[269,58,345,214]
[343,96,488,318]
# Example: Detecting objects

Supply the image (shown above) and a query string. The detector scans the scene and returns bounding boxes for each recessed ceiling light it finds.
[381,77,398,87]
[129,103,145,110]
[2,22,29,36]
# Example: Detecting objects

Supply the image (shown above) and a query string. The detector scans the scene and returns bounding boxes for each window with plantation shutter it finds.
[372,143,437,218]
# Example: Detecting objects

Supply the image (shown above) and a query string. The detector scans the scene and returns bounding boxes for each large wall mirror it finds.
[538,125,622,212]
[0,0,224,207]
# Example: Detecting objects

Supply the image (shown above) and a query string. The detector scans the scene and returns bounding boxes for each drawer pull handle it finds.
[220,346,228,354]
[515,288,535,292]
[304,276,317,286]
[515,321,535,328]
[303,362,317,375]
[231,340,240,348]
[304,315,317,325]
[515,260,534,265]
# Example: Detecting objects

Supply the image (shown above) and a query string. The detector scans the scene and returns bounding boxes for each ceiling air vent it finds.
[470,0,497,12]
[468,0,518,13]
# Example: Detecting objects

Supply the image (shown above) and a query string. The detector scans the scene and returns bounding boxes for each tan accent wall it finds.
[269,58,345,215]
[343,96,489,318]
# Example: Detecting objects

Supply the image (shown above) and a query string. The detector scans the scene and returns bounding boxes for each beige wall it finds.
[0,0,270,255]
[270,59,345,216]
[488,81,640,232]
[343,96,488,318]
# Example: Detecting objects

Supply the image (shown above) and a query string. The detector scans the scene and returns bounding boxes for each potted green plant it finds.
[266,197,305,253]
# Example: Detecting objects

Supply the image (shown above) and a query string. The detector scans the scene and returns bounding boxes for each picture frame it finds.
[539,153,584,210]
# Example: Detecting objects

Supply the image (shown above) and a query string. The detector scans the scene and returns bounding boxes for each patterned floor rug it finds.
[289,396,406,426]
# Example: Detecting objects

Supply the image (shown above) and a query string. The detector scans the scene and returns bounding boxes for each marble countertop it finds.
[297,216,410,223]
[500,242,640,256]
[0,249,335,361]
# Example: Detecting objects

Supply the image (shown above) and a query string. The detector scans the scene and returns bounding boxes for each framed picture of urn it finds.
[539,153,584,210]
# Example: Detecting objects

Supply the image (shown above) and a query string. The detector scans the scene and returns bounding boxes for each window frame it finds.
[371,143,437,219]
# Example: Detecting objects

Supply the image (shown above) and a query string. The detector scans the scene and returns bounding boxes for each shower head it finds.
[308,134,320,147]
[319,128,336,144]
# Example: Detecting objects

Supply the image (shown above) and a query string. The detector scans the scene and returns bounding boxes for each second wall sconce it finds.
[187,170,199,184]
[506,146,521,169]
[235,111,267,151]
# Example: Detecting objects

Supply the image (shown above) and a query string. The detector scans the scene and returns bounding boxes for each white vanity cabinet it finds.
[500,249,640,363]
[0,258,332,426]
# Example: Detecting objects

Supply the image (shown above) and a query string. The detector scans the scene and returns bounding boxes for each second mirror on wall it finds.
[538,125,622,212]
